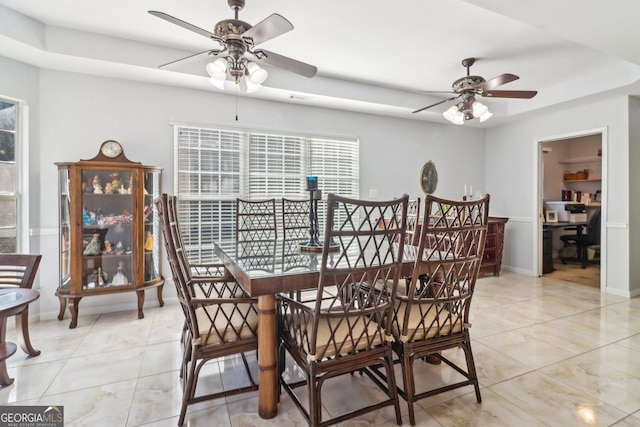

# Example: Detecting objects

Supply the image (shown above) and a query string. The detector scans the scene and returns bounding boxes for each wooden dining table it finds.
[213,239,417,419]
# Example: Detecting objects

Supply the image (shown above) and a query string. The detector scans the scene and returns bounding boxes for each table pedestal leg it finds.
[257,294,277,419]
[16,309,40,357]
[0,317,16,386]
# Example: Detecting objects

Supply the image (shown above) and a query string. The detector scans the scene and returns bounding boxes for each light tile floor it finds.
[3,271,640,426]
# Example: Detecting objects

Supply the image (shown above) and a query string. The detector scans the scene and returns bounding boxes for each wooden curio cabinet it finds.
[56,141,164,328]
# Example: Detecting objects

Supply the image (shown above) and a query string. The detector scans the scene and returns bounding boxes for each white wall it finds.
[485,96,632,296]
[629,96,640,296]
[3,64,488,322]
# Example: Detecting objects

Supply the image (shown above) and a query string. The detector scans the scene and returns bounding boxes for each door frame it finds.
[534,127,607,290]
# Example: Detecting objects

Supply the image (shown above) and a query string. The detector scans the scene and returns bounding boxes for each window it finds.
[0,98,20,253]
[174,123,359,262]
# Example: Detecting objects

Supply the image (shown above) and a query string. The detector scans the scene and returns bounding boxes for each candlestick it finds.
[464,184,467,197]
[307,179,320,247]
[306,175,318,191]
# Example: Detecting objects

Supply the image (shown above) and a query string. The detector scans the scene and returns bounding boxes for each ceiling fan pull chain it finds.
[235,84,239,121]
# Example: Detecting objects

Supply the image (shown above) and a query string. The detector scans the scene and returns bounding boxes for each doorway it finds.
[536,128,606,290]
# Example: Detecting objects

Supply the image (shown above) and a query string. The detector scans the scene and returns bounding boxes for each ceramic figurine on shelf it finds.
[143,205,151,221]
[110,172,120,192]
[144,231,154,252]
[120,177,131,194]
[92,175,103,194]
[97,267,106,287]
[104,240,112,254]
[85,178,93,193]
[104,182,113,194]
[111,261,129,285]
[115,240,124,255]
[82,207,93,225]
[83,232,102,256]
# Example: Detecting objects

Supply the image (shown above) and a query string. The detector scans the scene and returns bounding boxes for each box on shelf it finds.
[563,170,589,181]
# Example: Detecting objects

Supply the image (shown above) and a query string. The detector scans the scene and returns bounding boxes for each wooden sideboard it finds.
[380,215,508,276]
[479,217,508,276]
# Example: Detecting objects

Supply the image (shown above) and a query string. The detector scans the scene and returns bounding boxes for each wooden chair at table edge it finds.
[162,194,240,378]
[375,194,490,425]
[156,193,259,427]
[281,198,310,241]
[0,253,42,358]
[236,198,278,241]
[277,193,409,427]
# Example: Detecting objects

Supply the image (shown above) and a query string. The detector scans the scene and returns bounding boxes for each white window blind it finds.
[174,123,359,263]
[0,98,20,253]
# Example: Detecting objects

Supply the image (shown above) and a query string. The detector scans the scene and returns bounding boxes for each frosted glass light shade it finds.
[472,101,488,116]
[479,110,493,122]
[208,76,225,90]
[442,105,459,122]
[245,78,263,93]
[246,62,268,85]
[206,58,228,77]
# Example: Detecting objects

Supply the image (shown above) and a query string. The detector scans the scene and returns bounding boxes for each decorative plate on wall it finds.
[420,161,438,194]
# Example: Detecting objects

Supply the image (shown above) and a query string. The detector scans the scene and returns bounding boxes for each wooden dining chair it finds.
[161,193,235,364]
[156,194,259,426]
[278,193,409,427]
[386,194,490,425]
[281,198,310,241]
[0,253,42,358]
[235,239,277,273]
[404,197,421,246]
[236,198,278,241]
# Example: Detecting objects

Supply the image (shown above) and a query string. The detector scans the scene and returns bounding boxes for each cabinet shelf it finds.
[563,178,601,183]
[558,156,602,165]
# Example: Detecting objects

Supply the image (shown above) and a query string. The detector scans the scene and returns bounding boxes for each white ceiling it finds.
[2,0,640,127]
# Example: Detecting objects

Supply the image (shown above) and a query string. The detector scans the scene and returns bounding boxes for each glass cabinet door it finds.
[81,169,134,290]
[58,168,71,291]
[143,169,161,283]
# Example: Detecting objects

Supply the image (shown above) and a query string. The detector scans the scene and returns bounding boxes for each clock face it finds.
[420,161,438,194]
[100,140,123,158]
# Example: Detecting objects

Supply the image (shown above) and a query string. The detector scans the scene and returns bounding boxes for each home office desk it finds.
[213,239,415,419]
[543,221,588,272]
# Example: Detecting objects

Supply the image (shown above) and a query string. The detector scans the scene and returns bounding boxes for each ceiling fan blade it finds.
[474,73,519,91]
[482,90,538,99]
[149,11,219,41]
[158,50,213,68]
[253,49,317,78]
[412,96,459,114]
[243,14,293,46]
[419,90,457,95]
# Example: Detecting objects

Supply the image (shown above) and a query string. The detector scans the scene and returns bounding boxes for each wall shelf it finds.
[563,178,601,183]
[558,156,601,165]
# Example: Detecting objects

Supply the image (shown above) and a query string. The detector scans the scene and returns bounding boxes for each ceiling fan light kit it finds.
[150,0,317,94]
[414,57,537,124]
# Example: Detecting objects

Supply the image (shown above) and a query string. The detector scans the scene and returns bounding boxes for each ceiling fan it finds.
[149,0,317,90]
[412,58,537,123]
